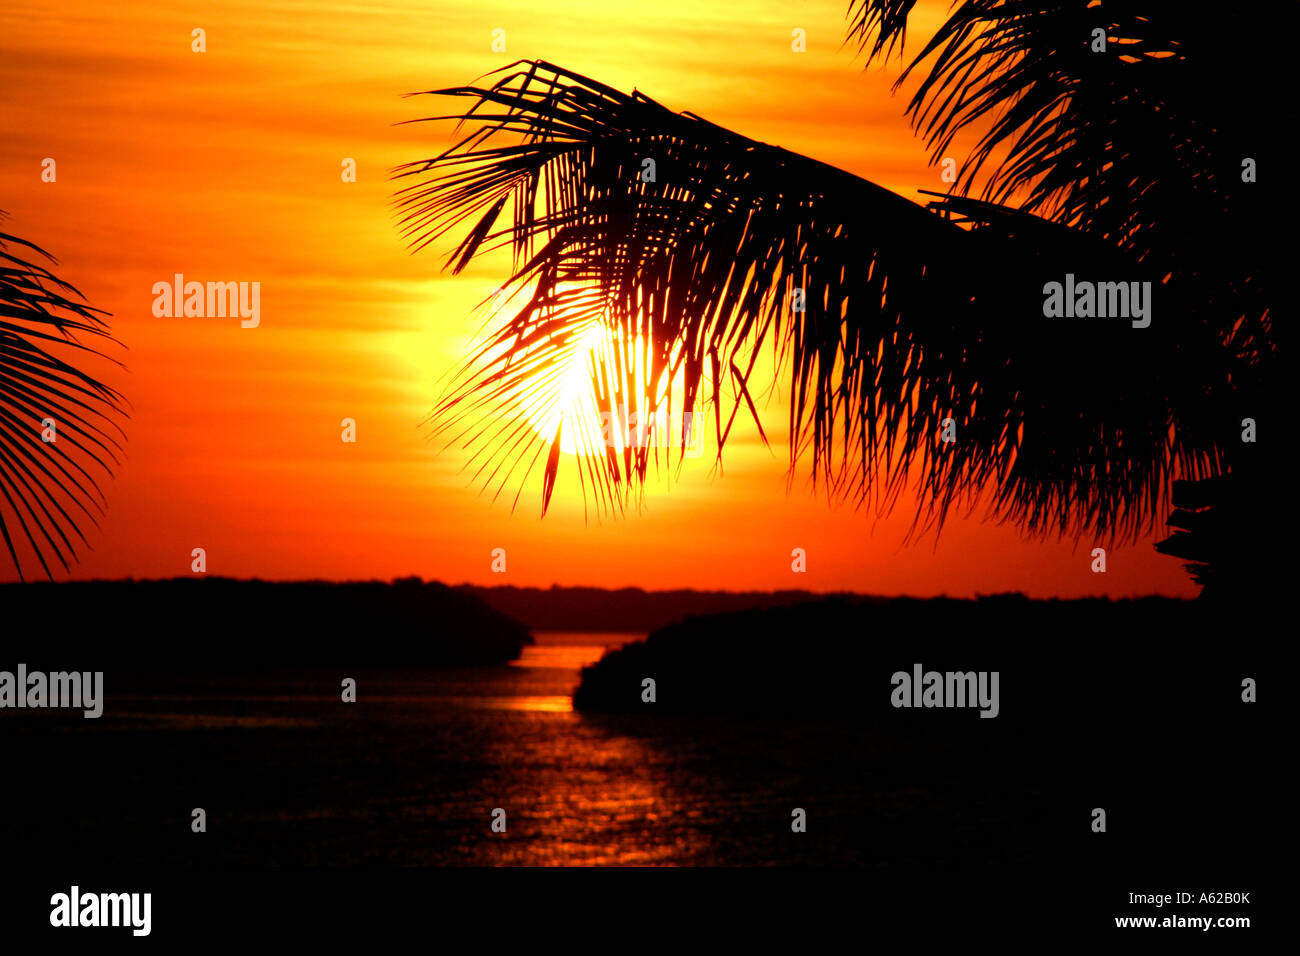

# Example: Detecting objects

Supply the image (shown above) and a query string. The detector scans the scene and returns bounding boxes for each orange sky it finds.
[0,0,1196,596]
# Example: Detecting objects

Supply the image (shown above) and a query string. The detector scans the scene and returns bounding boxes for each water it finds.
[5,632,1040,867]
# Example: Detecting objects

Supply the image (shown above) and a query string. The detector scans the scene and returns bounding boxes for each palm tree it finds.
[0,217,125,580]
[394,2,1281,595]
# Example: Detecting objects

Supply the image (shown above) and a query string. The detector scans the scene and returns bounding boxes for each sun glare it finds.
[519,321,607,456]
[517,319,701,462]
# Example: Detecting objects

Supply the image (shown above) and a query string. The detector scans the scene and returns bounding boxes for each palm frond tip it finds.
[0,223,126,580]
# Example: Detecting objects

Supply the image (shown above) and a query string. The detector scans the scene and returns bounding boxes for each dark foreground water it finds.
[6,632,1050,867]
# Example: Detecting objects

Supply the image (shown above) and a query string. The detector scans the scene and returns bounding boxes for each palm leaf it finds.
[0,219,126,580]
[848,0,1279,361]
[394,60,1231,540]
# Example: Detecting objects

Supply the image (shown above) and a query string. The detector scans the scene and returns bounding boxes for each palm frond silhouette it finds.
[395,2,1279,569]
[0,219,125,580]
